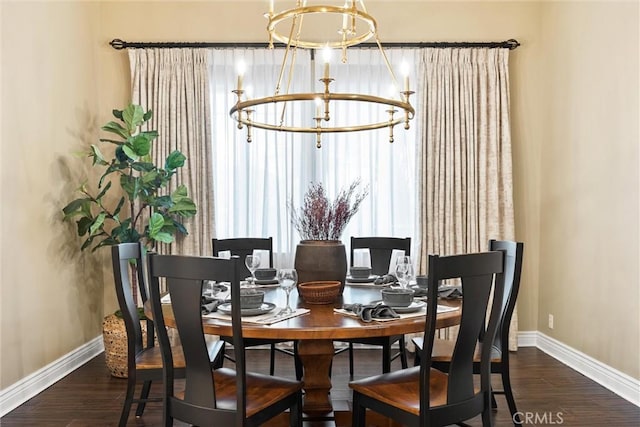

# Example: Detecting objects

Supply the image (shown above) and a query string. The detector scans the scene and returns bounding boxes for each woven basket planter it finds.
[102,313,149,378]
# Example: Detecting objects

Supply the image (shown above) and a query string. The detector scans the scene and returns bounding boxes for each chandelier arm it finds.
[375,35,401,94]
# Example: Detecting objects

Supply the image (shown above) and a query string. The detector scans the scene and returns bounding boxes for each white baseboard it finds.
[0,335,104,417]
[518,330,640,407]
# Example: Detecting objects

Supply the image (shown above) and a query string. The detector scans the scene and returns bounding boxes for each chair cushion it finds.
[349,366,449,415]
[136,341,220,370]
[174,368,302,418]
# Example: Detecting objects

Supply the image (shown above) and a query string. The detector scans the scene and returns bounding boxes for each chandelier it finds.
[229,0,415,148]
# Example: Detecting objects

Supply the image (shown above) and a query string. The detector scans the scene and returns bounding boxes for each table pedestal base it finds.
[297,339,334,414]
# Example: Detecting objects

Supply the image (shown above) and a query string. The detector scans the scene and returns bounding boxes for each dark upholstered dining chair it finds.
[349,250,506,427]
[412,239,524,425]
[337,236,412,377]
[111,243,224,426]
[148,253,303,427]
[212,237,301,379]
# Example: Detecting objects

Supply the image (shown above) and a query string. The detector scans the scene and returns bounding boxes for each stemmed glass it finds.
[277,268,298,316]
[395,256,414,289]
[245,254,261,287]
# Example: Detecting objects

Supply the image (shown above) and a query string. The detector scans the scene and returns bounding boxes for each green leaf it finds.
[62,198,92,218]
[122,104,145,134]
[130,134,152,156]
[131,162,155,172]
[165,150,186,170]
[122,144,139,161]
[81,235,98,251]
[89,145,108,166]
[112,196,126,217]
[77,217,93,236]
[147,213,165,237]
[143,109,153,122]
[141,170,159,185]
[173,220,188,235]
[169,199,197,217]
[95,181,112,201]
[112,109,123,120]
[152,195,173,209]
[102,121,129,139]
[120,174,137,199]
[171,185,188,202]
[89,212,106,236]
[152,232,174,244]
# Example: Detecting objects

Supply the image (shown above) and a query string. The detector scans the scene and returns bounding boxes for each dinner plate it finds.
[217,302,277,317]
[370,300,426,313]
[254,278,279,286]
[346,275,379,283]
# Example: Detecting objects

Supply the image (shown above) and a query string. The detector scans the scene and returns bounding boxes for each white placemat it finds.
[204,308,310,325]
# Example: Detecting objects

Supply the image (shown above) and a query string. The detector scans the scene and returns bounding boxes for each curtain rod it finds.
[109,39,520,51]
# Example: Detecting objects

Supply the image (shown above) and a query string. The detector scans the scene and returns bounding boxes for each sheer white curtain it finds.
[209,48,420,267]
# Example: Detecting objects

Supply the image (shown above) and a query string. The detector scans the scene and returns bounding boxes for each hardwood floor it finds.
[1,347,638,426]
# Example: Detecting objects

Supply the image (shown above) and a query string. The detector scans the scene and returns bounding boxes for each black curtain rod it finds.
[109,39,520,51]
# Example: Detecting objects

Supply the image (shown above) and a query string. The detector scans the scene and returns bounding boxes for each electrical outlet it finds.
[548,314,554,329]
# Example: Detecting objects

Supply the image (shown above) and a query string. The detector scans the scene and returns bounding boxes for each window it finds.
[209,48,419,267]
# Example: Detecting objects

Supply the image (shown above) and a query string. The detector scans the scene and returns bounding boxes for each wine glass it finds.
[245,254,261,287]
[277,268,298,316]
[395,256,413,289]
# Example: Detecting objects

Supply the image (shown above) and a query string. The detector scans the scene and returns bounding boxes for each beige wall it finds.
[537,1,639,377]
[0,0,637,392]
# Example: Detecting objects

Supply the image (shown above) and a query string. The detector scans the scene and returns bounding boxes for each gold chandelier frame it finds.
[229,1,415,148]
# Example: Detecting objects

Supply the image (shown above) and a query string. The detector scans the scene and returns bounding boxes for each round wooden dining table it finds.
[150,284,461,416]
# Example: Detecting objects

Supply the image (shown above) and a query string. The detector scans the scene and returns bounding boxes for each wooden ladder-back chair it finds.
[350,250,505,427]
[413,240,524,425]
[111,243,224,426]
[212,237,301,379]
[337,236,412,377]
[148,254,303,427]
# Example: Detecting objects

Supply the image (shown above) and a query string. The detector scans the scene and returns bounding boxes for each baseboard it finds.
[518,330,640,407]
[0,335,104,417]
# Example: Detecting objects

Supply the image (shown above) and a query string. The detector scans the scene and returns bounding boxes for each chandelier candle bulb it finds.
[323,46,331,79]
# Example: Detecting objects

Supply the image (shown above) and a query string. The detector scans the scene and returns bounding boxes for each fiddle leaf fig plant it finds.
[62,104,197,251]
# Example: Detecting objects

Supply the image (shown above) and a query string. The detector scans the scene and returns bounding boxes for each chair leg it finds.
[352,392,366,427]
[501,364,520,425]
[348,343,354,378]
[294,341,303,380]
[290,392,303,427]
[134,380,152,417]
[481,391,494,427]
[414,348,421,366]
[399,336,408,369]
[490,389,498,409]
[118,376,136,427]
[382,342,391,373]
[269,343,276,375]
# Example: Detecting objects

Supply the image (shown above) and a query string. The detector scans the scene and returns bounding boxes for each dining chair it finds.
[349,250,506,427]
[412,239,524,425]
[147,253,303,427]
[111,243,224,427]
[337,236,412,377]
[212,237,301,379]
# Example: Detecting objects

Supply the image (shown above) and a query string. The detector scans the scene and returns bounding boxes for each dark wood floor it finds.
[2,347,638,426]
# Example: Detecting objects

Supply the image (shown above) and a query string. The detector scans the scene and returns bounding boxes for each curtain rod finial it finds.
[110,39,125,50]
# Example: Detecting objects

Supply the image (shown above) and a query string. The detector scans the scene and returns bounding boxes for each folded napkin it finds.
[201,296,224,314]
[373,274,397,286]
[341,303,400,322]
[439,286,463,299]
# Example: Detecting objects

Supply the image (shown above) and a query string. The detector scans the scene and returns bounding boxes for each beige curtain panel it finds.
[128,48,214,256]
[416,48,517,350]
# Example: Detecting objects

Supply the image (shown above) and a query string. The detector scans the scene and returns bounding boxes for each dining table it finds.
[148,282,462,418]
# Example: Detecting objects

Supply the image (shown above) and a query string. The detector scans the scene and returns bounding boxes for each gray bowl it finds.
[254,268,277,280]
[239,289,265,309]
[381,288,415,307]
[350,266,372,279]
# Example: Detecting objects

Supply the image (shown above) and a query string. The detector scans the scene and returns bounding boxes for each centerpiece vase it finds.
[294,240,347,294]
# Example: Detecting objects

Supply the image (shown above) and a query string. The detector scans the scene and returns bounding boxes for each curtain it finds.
[209,48,420,268]
[128,48,213,256]
[416,48,517,350]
